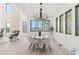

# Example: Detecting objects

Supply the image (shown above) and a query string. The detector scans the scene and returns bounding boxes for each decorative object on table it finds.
[38,31,41,36]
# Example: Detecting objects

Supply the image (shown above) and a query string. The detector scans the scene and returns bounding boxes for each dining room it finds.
[0,3,78,55]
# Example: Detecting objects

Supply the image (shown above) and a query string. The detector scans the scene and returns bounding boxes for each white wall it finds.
[20,10,29,35]
[53,3,79,54]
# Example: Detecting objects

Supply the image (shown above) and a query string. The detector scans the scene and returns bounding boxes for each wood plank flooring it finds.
[0,35,72,55]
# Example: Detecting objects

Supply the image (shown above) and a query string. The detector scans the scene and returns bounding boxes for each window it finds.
[43,20,50,31]
[23,22,27,33]
[65,9,72,34]
[56,17,58,32]
[5,3,11,13]
[75,5,79,36]
[59,15,63,33]
[30,20,37,32]
[37,20,43,31]
[5,22,11,33]
[30,19,50,32]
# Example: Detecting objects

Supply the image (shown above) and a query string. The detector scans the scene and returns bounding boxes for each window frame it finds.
[30,20,37,32]
[75,4,79,36]
[30,19,50,32]
[43,20,50,32]
[37,19,43,32]
[65,9,72,35]
[56,17,58,32]
[22,22,27,33]
[59,14,63,33]
[5,3,11,13]
[5,22,11,33]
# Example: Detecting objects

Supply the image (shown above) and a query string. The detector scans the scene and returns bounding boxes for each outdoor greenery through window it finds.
[75,5,79,36]
[30,20,37,32]
[37,20,43,31]
[59,15,63,33]
[65,9,72,34]
[30,19,50,32]
[56,17,58,32]
[5,22,11,33]
[23,22,27,33]
[43,20,50,31]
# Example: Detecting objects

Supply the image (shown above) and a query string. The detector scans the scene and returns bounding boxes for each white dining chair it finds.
[28,35,39,52]
[42,34,52,53]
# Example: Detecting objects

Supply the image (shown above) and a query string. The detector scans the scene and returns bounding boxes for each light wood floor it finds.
[31,48,49,55]
[23,36,72,55]
[0,35,72,55]
[26,40,71,55]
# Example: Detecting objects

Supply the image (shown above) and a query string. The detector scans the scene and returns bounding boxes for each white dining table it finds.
[31,35,49,48]
[31,35,49,40]
[29,35,51,52]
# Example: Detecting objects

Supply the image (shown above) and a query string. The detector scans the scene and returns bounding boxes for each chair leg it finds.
[48,45,52,53]
[43,44,46,51]
[36,43,39,48]
[33,44,35,52]
[29,43,32,50]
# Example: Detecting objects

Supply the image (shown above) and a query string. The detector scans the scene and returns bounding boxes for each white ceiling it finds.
[16,3,66,18]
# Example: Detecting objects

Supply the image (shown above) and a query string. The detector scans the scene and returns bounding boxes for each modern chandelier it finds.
[33,3,49,20]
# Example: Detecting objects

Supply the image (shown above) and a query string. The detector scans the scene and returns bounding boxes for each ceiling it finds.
[16,3,66,18]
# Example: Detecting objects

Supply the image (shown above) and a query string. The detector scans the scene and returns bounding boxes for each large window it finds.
[5,3,11,13]
[43,20,50,31]
[5,22,11,33]
[23,22,27,33]
[30,19,50,32]
[37,20,43,31]
[75,5,79,36]
[30,20,37,32]
[56,17,58,32]
[65,9,72,34]
[59,15,63,33]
